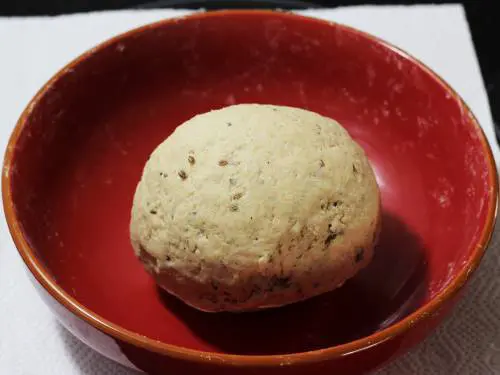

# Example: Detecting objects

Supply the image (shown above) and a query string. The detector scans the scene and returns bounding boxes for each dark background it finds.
[2,1,498,143]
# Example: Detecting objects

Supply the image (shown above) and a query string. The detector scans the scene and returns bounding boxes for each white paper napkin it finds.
[1,5,498,374]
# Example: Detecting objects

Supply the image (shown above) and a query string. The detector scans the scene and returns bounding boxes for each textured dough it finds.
[130,104,380,312]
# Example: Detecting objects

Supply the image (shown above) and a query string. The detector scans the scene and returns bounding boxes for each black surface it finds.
[464,3,499,144]
[0,0,462,14]
[2,0,498,144]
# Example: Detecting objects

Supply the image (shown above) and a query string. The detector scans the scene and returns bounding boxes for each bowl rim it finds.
[3,9,498,368]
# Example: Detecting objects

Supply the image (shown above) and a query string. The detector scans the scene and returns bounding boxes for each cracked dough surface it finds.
[130,104,380,312]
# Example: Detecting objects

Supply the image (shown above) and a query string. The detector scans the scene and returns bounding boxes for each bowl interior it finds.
[9,12,495,355]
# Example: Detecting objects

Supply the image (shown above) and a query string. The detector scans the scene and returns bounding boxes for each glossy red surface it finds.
[4,10,497,375]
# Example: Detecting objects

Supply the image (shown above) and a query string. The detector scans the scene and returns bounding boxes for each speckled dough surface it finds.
[130,104,380,312]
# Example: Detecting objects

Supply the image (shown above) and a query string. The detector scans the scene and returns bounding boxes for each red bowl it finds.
[3,10,498,375]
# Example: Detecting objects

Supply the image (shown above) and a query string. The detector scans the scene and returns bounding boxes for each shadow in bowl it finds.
[157,211,429,355]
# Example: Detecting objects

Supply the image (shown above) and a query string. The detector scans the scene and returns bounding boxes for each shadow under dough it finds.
[158,210,429,355]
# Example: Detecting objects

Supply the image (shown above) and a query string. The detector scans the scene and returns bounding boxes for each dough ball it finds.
[130,104,380,312]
